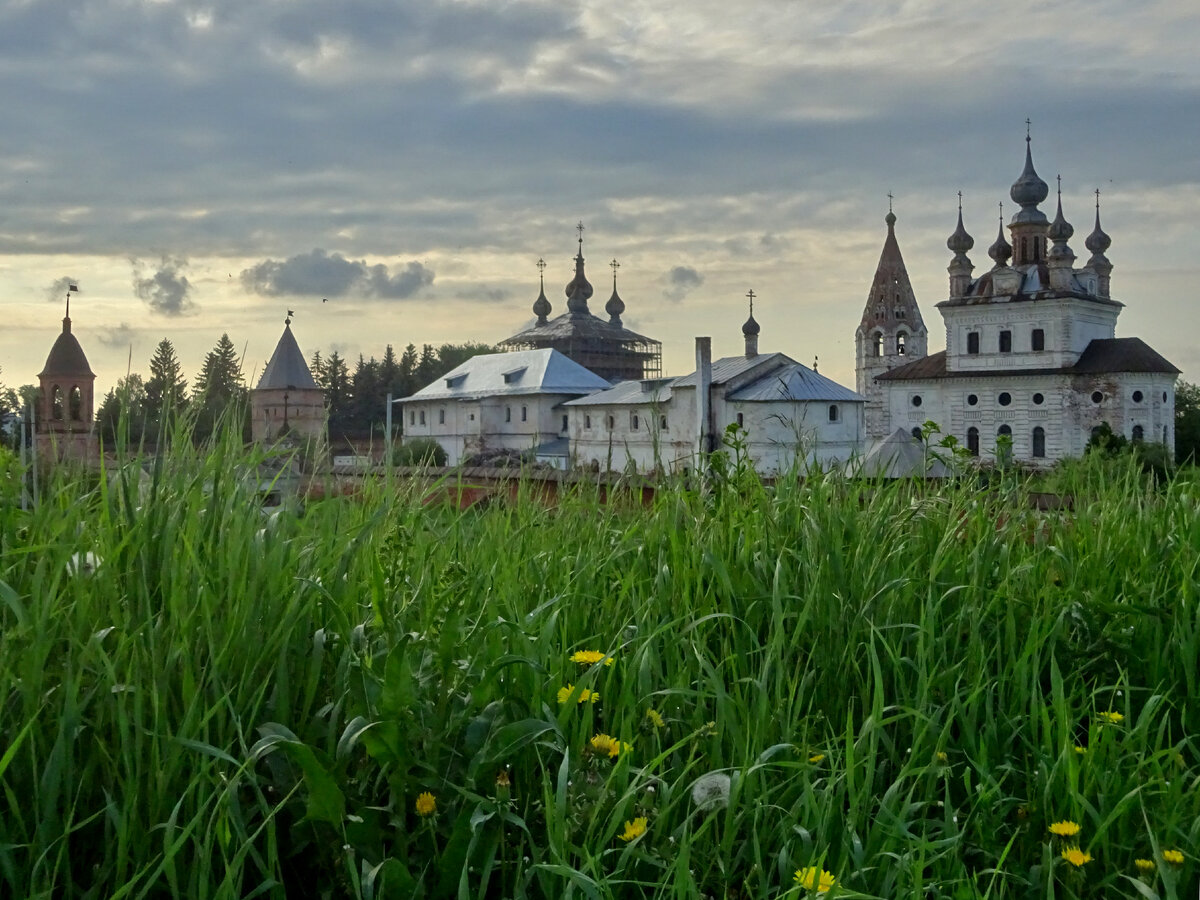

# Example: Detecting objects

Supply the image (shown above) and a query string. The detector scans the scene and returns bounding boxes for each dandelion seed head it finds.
[691,772,731,811]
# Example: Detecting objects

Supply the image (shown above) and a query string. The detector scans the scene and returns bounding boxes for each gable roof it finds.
[399,348,612,402]
[851,428,951,479]
[670,353,792,388]
[257,324,318,390]
[878,338,1179,382]
[563,378,674,407]
[726,362,865,403]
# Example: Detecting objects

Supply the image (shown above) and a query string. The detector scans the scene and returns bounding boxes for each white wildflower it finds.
[66,552,102,576]
[691,772,731,811]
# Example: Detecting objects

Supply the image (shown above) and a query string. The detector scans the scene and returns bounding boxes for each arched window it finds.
[52,385,64,420]
[1032,426,1046,458]
[996,425,1013,465]
[897,332,907,355]
[967,427,979,457]
[1132,425,1144,442]
[828,404,839,423]
[736,412,744,428]
[911,426,922,440]
[873,332,884,357]
[998,424,1012,437]
[68,386,82,420]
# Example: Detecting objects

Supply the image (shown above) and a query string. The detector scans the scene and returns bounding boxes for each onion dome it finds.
[742,312,760,336]
[1010,135,1049,214]
[532,284,551,325]
[1048,193,1074,243]
[988,205,1012,267]
[947,205,974,255]
[1085,202,1111,256]
[565,239,593,315]
[605,288,625,325]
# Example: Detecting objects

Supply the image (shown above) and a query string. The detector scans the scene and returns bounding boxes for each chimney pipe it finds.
[695,337,713,458]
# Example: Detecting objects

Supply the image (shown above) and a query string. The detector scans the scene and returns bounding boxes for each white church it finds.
[396,135,1179,473]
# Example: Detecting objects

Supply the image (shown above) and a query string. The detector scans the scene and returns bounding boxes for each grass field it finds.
[1,439,1197,898]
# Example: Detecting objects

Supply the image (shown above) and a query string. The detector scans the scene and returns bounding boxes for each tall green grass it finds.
[0,435,1197,898]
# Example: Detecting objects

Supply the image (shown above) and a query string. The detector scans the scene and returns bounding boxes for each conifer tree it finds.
[144,338,188,440]
[192,333,247,441]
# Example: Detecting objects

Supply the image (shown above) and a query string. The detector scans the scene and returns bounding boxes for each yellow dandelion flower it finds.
[570,650,613,666]
[557,683,600,705]
[646,708,665,728]
[936,751,948,764]
[793,866,837,893]
[1074,745,1087,755]
[1162,849,1185,865]
[808,753,825,764]
[618,816,647,842]
[1134,858,1155,873]
[1098,710,1124,724]
[1049,820,1082,838]
[1061,846,1091,867]
[415,791,437,817]
[590,734,631,758]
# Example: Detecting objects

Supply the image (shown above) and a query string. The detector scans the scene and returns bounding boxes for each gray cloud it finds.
[96,322,138,349]
[664,265,704,303]
[133,257,196,316]
[45,276,80,304]
[241,249,434,300]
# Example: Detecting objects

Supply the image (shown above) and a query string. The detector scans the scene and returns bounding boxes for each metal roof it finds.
[398,348,612,402]
[851,428,951,479]
[39,318,94,378]
[670,353,792,388]
[726,363,865,403]
[500,309,656,346]
[563,378,674,407]
[256,324,318,391]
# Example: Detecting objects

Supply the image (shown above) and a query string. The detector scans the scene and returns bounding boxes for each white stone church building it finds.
[858,137,1179,465]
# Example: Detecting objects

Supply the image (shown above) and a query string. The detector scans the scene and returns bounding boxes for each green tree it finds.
[192,333,248,441]
[436,342,496,376]
[321,351,353,439]
[97,374,148,446]
[144,338,188,441]
[1175,380,1200,465]
[398,343,419,397]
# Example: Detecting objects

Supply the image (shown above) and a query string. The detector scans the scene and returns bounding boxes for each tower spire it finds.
[565,222,593,314]
[605,257,625,325]
[742,288,760,358]
[532,257,552,325]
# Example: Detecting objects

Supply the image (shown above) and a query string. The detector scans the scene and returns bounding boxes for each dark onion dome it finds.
[1010,136,1050,211]
[947,206,974,254]
[742,313,760,336]
[533,284,552,325]
[988,217,1013,267]
[565,250,593,314]
[885,209,897,229]
[1048,193,1074,243]
[39,317,94,377]
[1085,205,1111,255]
[605,288,625,324]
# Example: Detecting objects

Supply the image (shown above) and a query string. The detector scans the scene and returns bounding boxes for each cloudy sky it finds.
[3,0,1199,399]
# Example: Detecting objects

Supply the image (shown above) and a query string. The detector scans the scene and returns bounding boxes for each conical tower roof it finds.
[860,209,925,333]
[257,323,318,390]
[40,316,94,378]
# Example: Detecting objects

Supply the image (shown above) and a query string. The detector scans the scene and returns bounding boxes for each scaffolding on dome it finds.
[498,315,662,383]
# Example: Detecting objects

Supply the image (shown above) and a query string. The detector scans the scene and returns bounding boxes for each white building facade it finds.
[861,138,1179,465]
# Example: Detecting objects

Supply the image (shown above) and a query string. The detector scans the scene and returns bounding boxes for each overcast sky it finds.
[3,0,1198,399]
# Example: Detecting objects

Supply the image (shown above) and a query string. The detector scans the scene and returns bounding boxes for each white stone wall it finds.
[401,393,573,465]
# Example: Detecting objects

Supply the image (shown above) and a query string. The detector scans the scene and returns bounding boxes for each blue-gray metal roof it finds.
[563,378,673,407]
[670,353,791,388]
[725,363,865,403]
[398,348,611,402]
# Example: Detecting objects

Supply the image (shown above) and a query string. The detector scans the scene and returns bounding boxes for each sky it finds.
[3,0,1199,400]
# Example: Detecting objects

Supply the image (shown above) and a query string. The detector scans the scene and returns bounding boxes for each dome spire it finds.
[605,257,625,325]
[565,221,593,314]
[947,192,975,297]
[532,257,552,325]
[1085,188,1113,297]
[988,202,1013,268]
[742,288,760,358]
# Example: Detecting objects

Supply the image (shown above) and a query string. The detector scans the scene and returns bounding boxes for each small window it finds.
[438,409,445,425]
[469,413,475,421]
[999,330,1012,353]
[911,395,922,408]
[521,406,527,422]
[1032,392,1044,406]
[873,332,884,357]
[1132,390,1143,403]
[998,392,1012,407]
[585,414,591,429]
[967,427,979,457]
[561,414,568,432]
[505,406,511,423]
[967,332,980,354]
[895,307,905,319]
[52,385,64,419]
[607,415,614,429]
[1091,391,1103,404]
[631,413,639,431]
[828,404,839,423]
[1132,425,1144,442]
[736,412,744,428]
[1031,328,1045,351]
[911,427,922,440]
[69,386,83,420]
[967,393,978,406]
[409,411,415,426]
[419,410,426,425]
[1163,392,1168,403]
[1032,426,1046,458]
[897,333,907,355]
[660,415,668,430]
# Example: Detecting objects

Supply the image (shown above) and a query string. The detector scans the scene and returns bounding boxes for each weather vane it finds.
[286,308,294,325]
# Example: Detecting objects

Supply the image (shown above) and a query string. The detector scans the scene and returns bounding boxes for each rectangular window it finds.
[967,331,980,354]
[660,415,668,430]
[419,410,425,425]
[736,412,744,428]
[409,411,415,426]
[607,415,614,429]
[585,414,591,429]
[631,413,639,430]
[521,406,527,422]
[438,409,445,425]
[999,330,1012,353]
[1032,328,1045,351]
[505,407,511,423]
[561,414,568,432]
